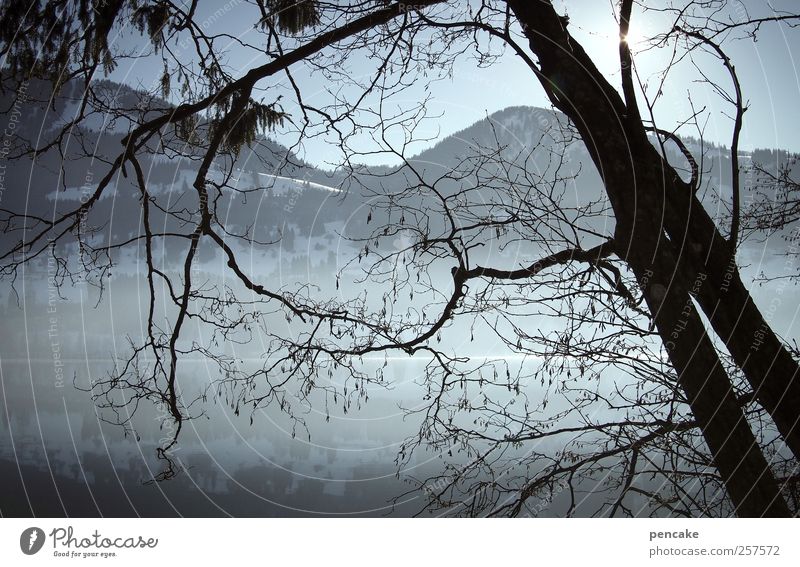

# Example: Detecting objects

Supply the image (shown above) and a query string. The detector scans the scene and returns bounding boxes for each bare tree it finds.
[1,0,799,516]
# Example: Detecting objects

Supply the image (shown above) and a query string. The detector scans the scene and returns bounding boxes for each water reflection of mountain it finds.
[0,358,431,517]
[0,458,422,517]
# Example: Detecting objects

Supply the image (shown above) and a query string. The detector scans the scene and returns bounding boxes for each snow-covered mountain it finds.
[2,78,795,287]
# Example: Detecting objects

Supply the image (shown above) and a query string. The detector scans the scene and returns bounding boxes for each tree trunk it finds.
[699,265,800,459]
[658,185,800,459]
[628,236,790,517]
[507,0,792,515]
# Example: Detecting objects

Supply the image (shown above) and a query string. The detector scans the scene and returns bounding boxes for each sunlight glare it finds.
[621,26,645,47]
